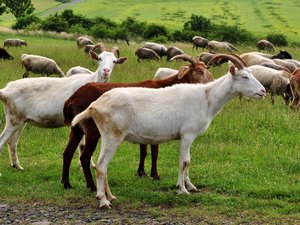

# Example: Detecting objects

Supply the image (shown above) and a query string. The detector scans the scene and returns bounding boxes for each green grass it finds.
[0,31,299,223]
[1,0,300,43]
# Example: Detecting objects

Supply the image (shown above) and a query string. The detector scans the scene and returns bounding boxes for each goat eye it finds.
[242,76,249,80]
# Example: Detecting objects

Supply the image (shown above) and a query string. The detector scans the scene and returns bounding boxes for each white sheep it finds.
[21,54,65,78]
[0,46,127,171]
[207,40,232,52]
[76,36,94,48]
[71,54,266,208]
[154,67,178,80]
[249,65,292,105]
[66,66,93,77]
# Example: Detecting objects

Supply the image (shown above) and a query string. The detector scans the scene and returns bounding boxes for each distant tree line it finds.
[3,1,289,46]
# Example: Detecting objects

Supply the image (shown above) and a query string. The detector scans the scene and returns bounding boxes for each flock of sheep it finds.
[0,35,300,208]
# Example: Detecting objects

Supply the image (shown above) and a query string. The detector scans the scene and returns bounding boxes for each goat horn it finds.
[227,52,248,67]
[111,46,120,58]
[170,54,197,66]
[97,43,107,52]
[207,54,244,70]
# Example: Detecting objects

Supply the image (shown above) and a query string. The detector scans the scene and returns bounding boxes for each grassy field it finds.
[0,0,300,43]
[0,31,299,223]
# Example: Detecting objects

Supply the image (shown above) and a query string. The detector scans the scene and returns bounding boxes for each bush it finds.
[143,23,168,39]
[12,15,41,30]
[41,14,69,32]
[266,33,288,46]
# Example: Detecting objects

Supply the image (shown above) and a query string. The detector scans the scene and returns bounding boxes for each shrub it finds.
[12,15,41,30]
[41,14,69,32]
[267,33,288,46]
[143,23,168,39]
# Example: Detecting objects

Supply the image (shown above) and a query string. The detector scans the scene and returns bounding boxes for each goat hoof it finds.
[12,164,24,171]
[63,183,73,190]
[137,170,147,177]
[151,174,160,180]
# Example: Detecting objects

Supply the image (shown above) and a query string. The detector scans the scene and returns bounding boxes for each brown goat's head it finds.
[171,54,214,83]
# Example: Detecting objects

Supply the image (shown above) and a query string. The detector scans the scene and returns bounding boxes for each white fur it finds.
[0,50,126,170]
[66,66,93,77]
[71,65,266,208]
[154,67,178,80]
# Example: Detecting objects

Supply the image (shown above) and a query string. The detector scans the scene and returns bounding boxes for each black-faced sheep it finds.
[256,40,275,52]
[4,39,27,48]
[20,54,65,78]
[0,47,13,60]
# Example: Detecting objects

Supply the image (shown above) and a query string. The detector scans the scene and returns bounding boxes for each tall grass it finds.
[0,32,299,223]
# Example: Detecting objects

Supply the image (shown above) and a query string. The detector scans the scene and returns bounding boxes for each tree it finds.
[0,0,6,15]
[4,0,34,19]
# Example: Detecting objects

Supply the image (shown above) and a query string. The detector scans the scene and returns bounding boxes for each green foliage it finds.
[267,33,288,46]
[0,0,5,15]
[142,23,168,39]
[3,0,34,18]
[41,13,69,32]
[12,14,41,30]
[183,14,212,34]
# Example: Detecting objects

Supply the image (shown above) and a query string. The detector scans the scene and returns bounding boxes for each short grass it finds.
[0,31,299,223]
[1,0,300,43]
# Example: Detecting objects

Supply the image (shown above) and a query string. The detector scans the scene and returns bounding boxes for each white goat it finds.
[66,66,93,77]
[0,46,127,171]
[71,54,266,208]
[21,54,65,78]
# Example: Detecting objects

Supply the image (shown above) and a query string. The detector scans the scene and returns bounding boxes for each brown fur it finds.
[61,58,213,191]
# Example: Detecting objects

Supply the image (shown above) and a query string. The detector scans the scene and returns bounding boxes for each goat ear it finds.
[116,57,127,64]
[89,51,99,60]
[177,66,189,79]
[229,66,235,76]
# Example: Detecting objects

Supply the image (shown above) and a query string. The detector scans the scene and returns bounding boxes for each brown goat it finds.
[289,68,300,109]
[62,54,214,191]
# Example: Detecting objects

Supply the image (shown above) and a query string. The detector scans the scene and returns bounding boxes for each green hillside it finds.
[0,0,299,42]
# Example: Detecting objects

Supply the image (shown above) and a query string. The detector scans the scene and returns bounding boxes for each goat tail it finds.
[71,108,92,127]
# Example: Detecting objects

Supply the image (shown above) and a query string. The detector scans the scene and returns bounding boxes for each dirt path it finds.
[42,0,86,16]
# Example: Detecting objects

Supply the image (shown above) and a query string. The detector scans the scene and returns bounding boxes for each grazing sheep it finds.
[66,66,93,77]
[197,52,228,66]
[0,46,127,172]
[0,47,13,60]
[143,42,167,57]
[223,41,238,51]
[256,40,275,52]
[76,36,94,49]
[135,48,161,61]
[192,36,209,50]
[273,59,298,73]
[20,54,65,78]
[62,54,214,191]
[259,62,291,73]
[252,50,292,59]
[249,64,292,105]
[285,59,300,68]
[207,40,232,53]
[239,52,275,66]
[289,68,300,109]
[4,38,27,48]
[165,46,184,61]
[71,54,266,208]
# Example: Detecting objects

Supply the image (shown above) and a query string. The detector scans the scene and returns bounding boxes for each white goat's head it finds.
[208,53,266,99]
[89,44,127,80]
